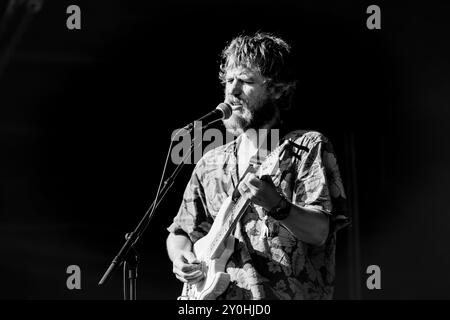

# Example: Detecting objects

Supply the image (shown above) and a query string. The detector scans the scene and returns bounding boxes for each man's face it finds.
[223,65,278,135]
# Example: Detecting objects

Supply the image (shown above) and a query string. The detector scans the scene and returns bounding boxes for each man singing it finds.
[166,32,349,300]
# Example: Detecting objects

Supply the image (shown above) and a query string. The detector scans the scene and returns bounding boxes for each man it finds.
[166,32,349,299]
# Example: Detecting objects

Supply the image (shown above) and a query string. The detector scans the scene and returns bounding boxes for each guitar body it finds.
[186,234,235,300]
[179,196,237,300]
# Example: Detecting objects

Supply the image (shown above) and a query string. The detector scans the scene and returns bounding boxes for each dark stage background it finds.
[1,0,450,299]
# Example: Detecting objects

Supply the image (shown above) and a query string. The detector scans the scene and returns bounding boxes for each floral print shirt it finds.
[167,130,349,300]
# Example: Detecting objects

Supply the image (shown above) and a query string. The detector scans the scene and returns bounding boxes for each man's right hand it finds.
[171,250,205,284]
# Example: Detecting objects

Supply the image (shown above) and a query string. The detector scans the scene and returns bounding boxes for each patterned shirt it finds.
[167,130,349,300]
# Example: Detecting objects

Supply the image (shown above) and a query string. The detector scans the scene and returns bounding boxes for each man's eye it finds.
[222,78,253,85]
[239,78,254,84]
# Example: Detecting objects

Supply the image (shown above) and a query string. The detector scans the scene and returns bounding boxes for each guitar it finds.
[178,139,294,300]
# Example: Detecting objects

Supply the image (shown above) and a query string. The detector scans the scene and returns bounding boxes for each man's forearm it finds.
[166,232,193,262]
[280,204,330,246]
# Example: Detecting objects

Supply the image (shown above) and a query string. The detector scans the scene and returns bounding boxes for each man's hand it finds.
[171,250,204,284]
[238,173,282,212]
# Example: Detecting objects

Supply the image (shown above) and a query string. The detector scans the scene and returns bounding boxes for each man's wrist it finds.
[267,195,292,221]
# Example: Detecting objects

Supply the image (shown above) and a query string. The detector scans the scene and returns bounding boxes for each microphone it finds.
[182,102,232,130]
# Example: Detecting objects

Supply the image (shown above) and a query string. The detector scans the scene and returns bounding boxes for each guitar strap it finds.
[231,155,259,202]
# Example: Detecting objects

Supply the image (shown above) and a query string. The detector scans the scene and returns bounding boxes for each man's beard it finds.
[223,97,279,136]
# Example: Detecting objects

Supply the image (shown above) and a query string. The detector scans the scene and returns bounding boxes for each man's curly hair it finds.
[219,32,297,112]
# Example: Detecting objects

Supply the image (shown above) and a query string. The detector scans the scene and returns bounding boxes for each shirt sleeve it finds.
[166,159,211,243]
[292,136,350,233]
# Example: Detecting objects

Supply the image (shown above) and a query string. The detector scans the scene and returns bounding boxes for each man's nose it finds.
[228,79,242,96]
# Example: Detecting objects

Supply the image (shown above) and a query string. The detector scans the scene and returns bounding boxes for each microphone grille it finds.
[216,102,232,120]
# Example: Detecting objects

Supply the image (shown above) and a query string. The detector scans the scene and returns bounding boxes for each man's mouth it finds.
[228,101,244,109]
[230,105,243,113]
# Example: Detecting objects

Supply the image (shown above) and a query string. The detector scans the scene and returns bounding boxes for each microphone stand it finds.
[98,120,217,300]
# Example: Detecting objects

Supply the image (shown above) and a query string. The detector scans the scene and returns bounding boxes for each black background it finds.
[1,0,450,299]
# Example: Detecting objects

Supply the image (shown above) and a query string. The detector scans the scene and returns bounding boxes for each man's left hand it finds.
[238,173,282,211]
